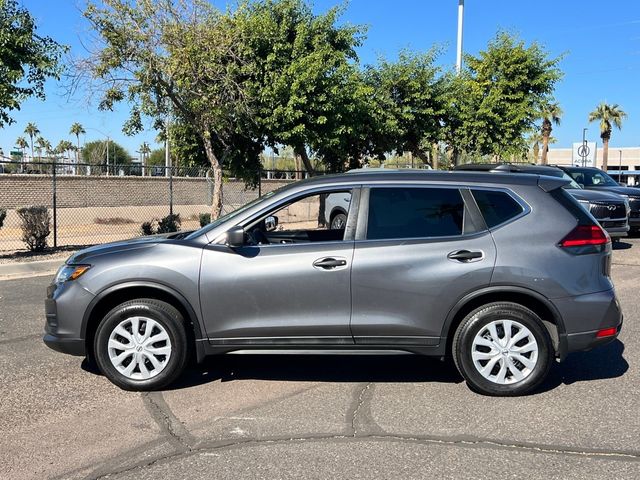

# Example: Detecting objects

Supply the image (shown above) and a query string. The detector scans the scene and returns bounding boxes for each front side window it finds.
[568,168,618,187]
[245,190,352,245]
[366,187,464,240]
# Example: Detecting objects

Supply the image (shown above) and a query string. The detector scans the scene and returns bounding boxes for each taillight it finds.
[560,225,610,248]
[596,327,617,338]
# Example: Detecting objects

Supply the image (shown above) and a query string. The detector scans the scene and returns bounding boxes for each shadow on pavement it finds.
[167,354,464,390]
[612,241,632,250]
[538,339,628,393]
[81,340,628,394]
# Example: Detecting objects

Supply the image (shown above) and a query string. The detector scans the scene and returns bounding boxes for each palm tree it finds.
[24,122,40,161]
[539,102,562,165]
[35,136,49,161]
[138,142,151,175]
[69,122,85,163]
[56,140,74,160]
[588,103,627,171]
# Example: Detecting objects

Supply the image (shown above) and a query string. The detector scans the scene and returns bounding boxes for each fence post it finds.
[52,159,57,248]
[169,165,174,217]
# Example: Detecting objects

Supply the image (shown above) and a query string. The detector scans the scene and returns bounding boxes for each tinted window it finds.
[367,188,464,240]
[472,190,524,228]
[567,168,618,186]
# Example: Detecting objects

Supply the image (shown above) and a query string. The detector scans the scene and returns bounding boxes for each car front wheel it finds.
[452,302,553,396]
[94,299,188,391]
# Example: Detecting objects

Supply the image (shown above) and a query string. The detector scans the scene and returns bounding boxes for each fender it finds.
[441,285,567,338]
[81,280,208,362]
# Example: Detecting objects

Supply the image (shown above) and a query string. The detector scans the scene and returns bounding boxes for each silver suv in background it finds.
[44,170,622,396]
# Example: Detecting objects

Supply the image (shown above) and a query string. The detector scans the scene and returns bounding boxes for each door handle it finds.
[447,250,483,262]
[313,257,348,269]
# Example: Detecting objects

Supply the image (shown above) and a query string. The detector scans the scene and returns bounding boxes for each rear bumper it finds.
[553,288,623,360]
[603,224,629,238]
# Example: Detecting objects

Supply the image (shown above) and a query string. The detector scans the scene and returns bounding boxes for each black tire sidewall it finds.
[94,300,187,391]
[455,304,553,396]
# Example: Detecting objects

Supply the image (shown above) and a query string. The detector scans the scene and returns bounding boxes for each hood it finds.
[566,188,627,203]
[67,231,193,264]
[587,185,640,197]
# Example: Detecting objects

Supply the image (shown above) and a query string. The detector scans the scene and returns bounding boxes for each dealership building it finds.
[546,145,640,185]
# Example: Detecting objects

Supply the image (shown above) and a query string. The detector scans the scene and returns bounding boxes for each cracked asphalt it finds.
[1,239,639,479]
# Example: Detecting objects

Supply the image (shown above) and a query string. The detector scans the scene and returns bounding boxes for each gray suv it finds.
[44,170,622,396]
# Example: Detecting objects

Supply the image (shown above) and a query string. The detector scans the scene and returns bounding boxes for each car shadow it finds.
[166,354,464,390]
[81,340,628,395]
[612,240,633,250]
[537,339,628,393]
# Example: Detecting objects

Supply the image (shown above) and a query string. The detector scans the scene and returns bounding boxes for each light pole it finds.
[456,0,464,74]
[84,127,112,175]
[582,128,588,167]
[619,149,623,184]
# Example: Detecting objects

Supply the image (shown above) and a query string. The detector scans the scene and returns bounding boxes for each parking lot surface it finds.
[1,240,638,479]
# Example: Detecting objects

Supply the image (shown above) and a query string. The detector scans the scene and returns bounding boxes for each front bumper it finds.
[43,279,95,357]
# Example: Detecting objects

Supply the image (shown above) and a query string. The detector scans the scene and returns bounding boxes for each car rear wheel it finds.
[330,212,347,230]
[452,302,553,396]
[94,299,188,391]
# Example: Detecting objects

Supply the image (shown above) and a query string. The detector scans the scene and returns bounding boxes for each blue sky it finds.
[2,0,640,158]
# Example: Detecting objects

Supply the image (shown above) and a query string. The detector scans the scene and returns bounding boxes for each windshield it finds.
[560,172,582,189]
[566,168,619,187]
[186,190,277,239]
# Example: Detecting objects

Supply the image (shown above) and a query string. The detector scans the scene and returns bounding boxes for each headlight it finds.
[54,264,91,284]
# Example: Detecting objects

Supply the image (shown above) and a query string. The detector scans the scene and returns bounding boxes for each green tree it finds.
[15,136,28,158]
[237,0,366,174]
[588,102,627,171]
[81,0,258,219]
[34,136,50,160]
[364,49,448,166]
[0,0,67,126]
[81,140,132,166]
[539,102,562,165]
[69,123,85,163]
[446,32,562,163]
[24,122,39,160]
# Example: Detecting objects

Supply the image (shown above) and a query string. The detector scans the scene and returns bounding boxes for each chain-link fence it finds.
[0,160,303,253]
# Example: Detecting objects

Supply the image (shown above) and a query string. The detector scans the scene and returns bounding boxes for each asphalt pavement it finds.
[0,240,638,479]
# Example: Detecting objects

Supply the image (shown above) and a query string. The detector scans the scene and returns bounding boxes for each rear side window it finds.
[471,190,524,228]
[367,187,464,240]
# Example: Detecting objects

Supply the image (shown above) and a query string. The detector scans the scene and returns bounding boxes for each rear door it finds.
[350,185,498,346]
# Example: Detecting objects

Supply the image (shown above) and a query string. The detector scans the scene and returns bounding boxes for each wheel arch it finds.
[442,287,566,358]
[82,281,207,363]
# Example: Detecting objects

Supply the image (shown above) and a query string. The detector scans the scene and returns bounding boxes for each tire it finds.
[452,302,553,396]
[94,298,189,391]
[330,212,347,230]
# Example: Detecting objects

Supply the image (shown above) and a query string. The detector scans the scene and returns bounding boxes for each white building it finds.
[547,146,640,186]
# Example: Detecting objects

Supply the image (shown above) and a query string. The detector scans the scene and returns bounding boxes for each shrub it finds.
[157,213,181,234]
[94,217,136,225]
[199,212,211,227]
[0,208,6,229]
[140,221,155,236]
[16,206,51,251]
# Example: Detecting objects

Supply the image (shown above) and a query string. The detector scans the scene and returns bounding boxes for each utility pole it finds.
[165,117,171,177]
[106,136,110,176]
[456,0,464,74]
[619,149,623,183]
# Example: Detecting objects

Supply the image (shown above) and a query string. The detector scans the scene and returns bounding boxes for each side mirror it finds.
[226,226,245,248]
[578,183,585,188]
[264,215,278,232]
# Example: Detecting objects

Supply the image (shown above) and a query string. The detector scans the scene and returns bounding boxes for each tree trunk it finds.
[602,137,609,171]
[201,134,223,220]
[540,134,549,165]
[295,146,315,176]
[432,143,439,170]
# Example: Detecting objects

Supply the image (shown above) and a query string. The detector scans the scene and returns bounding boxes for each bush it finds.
[199,212,211,227]
[17,206,51,251]
[0,208,6,229]
[140,221,155,236]
[157,213,181,234]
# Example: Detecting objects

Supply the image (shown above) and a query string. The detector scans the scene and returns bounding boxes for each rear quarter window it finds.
[471,190,524,228]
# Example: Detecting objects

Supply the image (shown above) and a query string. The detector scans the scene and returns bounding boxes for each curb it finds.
[0,259,62,280]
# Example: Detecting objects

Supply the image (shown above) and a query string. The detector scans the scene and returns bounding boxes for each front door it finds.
[200,188,357,346]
